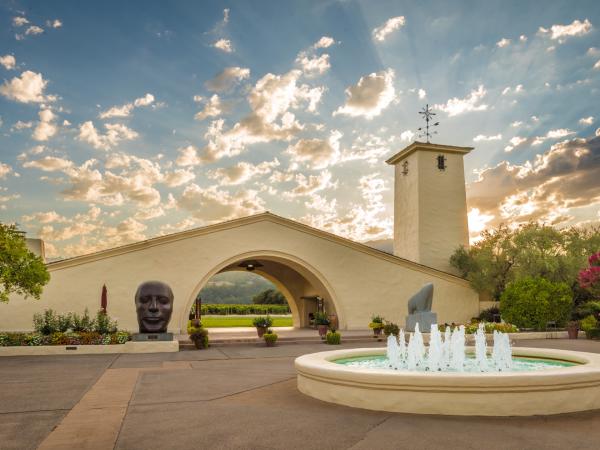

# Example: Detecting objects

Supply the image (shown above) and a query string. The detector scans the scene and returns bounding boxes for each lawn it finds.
[200,316,293,328]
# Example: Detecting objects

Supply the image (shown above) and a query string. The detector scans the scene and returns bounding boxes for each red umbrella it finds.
[101,284,107,314]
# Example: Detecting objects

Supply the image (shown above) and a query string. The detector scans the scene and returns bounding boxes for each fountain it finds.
[295,322,600,416]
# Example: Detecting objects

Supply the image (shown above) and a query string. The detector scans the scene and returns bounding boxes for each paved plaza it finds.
[1,339,600,450]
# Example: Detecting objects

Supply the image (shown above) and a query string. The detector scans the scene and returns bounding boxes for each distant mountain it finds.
[198,271,277,304]
[363,238,394,254]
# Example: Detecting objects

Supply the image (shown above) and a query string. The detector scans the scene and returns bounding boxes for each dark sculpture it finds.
[135,281,174,333]
[408,283,434,314]
[405,283,437,332]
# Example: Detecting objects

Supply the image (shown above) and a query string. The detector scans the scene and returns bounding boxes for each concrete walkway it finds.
[1,339,600,449]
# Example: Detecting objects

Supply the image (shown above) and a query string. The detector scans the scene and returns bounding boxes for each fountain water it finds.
[384,322,513,372]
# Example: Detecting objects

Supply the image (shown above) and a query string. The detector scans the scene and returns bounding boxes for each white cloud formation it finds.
[418,89,426,100]
[286,130,342,169]
[400,130,415,141]
[99,93,155,119]
[434,85,488,117]
[178,184,265,222]
[213,38,233,53]
[25,25,44,36]
[496,38,511,48]
[372,16,406,42]
[313,36,335,49]
[194,94,224,121]
[334,69,396,119]
[473,134,502,142]
[78,121,138,150]
[0,55,16,70]
[580,116,594,125]
[285,170,337,197]
[13,17,29,27]
[23,156,73,171]
[205,67,250,92]
[0,71,55,104]
[46,19,62,28]
[594,60,600,70]
[32,108,58,141]
[22,210,67,224]
[296,53,331,77]
[538,19,593,42]
[0,162,12,179]
[207,158,280,185]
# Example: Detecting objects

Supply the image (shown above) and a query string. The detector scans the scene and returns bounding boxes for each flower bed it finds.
[0,331,130,346]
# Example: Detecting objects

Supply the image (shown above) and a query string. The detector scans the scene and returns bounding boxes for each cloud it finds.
[46,19,62,29]
[340,133,393,165]
[372,16,406,42]
[178,184,265,222]
[434,85,488,117]
[23,156,73,171]
[78,121,138,150]
[467,136,600,236]
[205,67,250,92]
[474,134,502,142]
[223,8,230,24]
[22,210,67,224]
[13,17,29,27]
[334,69,396,119]
[25,25,44,36]
[594,60,600,70]
[418,89,426,99]
[496,38,511,48]
[313,36,335,49]
[213,38,233,53]
[285,170,337,197]
[99,93,155,118]
[504,129,576,152]
[579,116,594,125]
[0,55,16,70]
[194,94,224,121]
[0,162,12,179]
[296,53,330,77]
[400,130,415,141]
[32,108,58,141]
[207,158,280,185]
[501,84,524,95]
[286,130,342,169]
[0,71,55,104]
[162,168,195,187]
[538,19,593,42]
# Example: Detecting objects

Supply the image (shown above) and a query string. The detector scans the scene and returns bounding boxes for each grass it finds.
[200,316,293,328]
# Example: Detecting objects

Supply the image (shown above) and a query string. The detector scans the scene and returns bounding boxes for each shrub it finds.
[252,316,273,328]
[581,315,598,332]
[500,277,573,330]
[314,312,330,326]
[187,320,209,348]
[586,328,600,339]
[369,315,385,329]
[326,330,341,345]
[71,309,95,332]
[263,330,278,345]
[464,322,519,334]
[33,309,59,335]
[94,310,117,334]
[478,307,501,323]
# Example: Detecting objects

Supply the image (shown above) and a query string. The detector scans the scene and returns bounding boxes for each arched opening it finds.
[180,251,341,332]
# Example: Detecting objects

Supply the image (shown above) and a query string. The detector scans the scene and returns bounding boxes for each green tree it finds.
[252,288,287,305]
[450,222,600,302]
[0,223,50,303]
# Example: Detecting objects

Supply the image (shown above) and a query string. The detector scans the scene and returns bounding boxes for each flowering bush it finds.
[0,331,131,346]
[369,315,385,329]
[579,252,600,298]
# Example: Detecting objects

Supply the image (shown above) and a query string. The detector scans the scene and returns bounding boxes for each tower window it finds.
[437,155,446,171]
[402,160,409,175]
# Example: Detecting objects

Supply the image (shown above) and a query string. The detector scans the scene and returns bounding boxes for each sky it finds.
[0,0,599,260]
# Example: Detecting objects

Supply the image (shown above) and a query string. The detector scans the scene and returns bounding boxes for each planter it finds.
[256,326,267,338]
[318,325,329,339]
[567,328,579,339]
[373,328,382,338]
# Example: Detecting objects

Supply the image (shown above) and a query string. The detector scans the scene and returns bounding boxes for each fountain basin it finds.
[295,347,600,416]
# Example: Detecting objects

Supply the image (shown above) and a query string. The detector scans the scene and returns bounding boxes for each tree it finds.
[0,223,50,303]
[450,222,600,302]
[252,289,287,305]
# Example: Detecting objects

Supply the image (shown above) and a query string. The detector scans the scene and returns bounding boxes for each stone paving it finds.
[1,339,600,450]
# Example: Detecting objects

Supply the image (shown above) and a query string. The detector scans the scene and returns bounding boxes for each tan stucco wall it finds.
[1,216,478,333]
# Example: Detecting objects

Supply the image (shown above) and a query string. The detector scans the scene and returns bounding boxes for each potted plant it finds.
[187,319,209,349]
[369,315,385,338]
[314,312,330,339]
[252,316,273,338]
[566,320,580,339]
[383,321,400,337]
[326,329,341,345]
[263,329,278,347]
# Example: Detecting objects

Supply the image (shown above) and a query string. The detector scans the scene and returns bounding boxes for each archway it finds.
[179,250,341,332]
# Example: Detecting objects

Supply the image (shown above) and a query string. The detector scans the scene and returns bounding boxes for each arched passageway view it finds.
[188,256,338,329]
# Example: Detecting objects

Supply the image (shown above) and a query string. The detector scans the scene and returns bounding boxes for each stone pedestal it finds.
[405,312,437,332]
[131,333,173,342]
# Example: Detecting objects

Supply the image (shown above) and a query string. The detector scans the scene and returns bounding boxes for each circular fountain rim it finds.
[295,347,600,415]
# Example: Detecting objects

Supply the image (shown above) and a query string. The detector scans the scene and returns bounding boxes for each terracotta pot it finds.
[256,326,267,338]
[318,325,329,338]
[567,328,579,339]
[373,327,382,337]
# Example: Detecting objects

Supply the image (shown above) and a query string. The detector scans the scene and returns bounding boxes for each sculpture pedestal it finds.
[405,312,437,332]
[132,333,173,342]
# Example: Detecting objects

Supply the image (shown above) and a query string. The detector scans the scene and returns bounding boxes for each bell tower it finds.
[386,141,472,274]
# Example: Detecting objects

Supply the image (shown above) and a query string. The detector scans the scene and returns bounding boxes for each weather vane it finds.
[417,104,440,143]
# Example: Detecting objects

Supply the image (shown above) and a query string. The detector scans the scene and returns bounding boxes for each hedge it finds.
[199,304,290,315]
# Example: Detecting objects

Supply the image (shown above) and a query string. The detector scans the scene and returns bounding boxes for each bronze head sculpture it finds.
[135,281,174,333]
